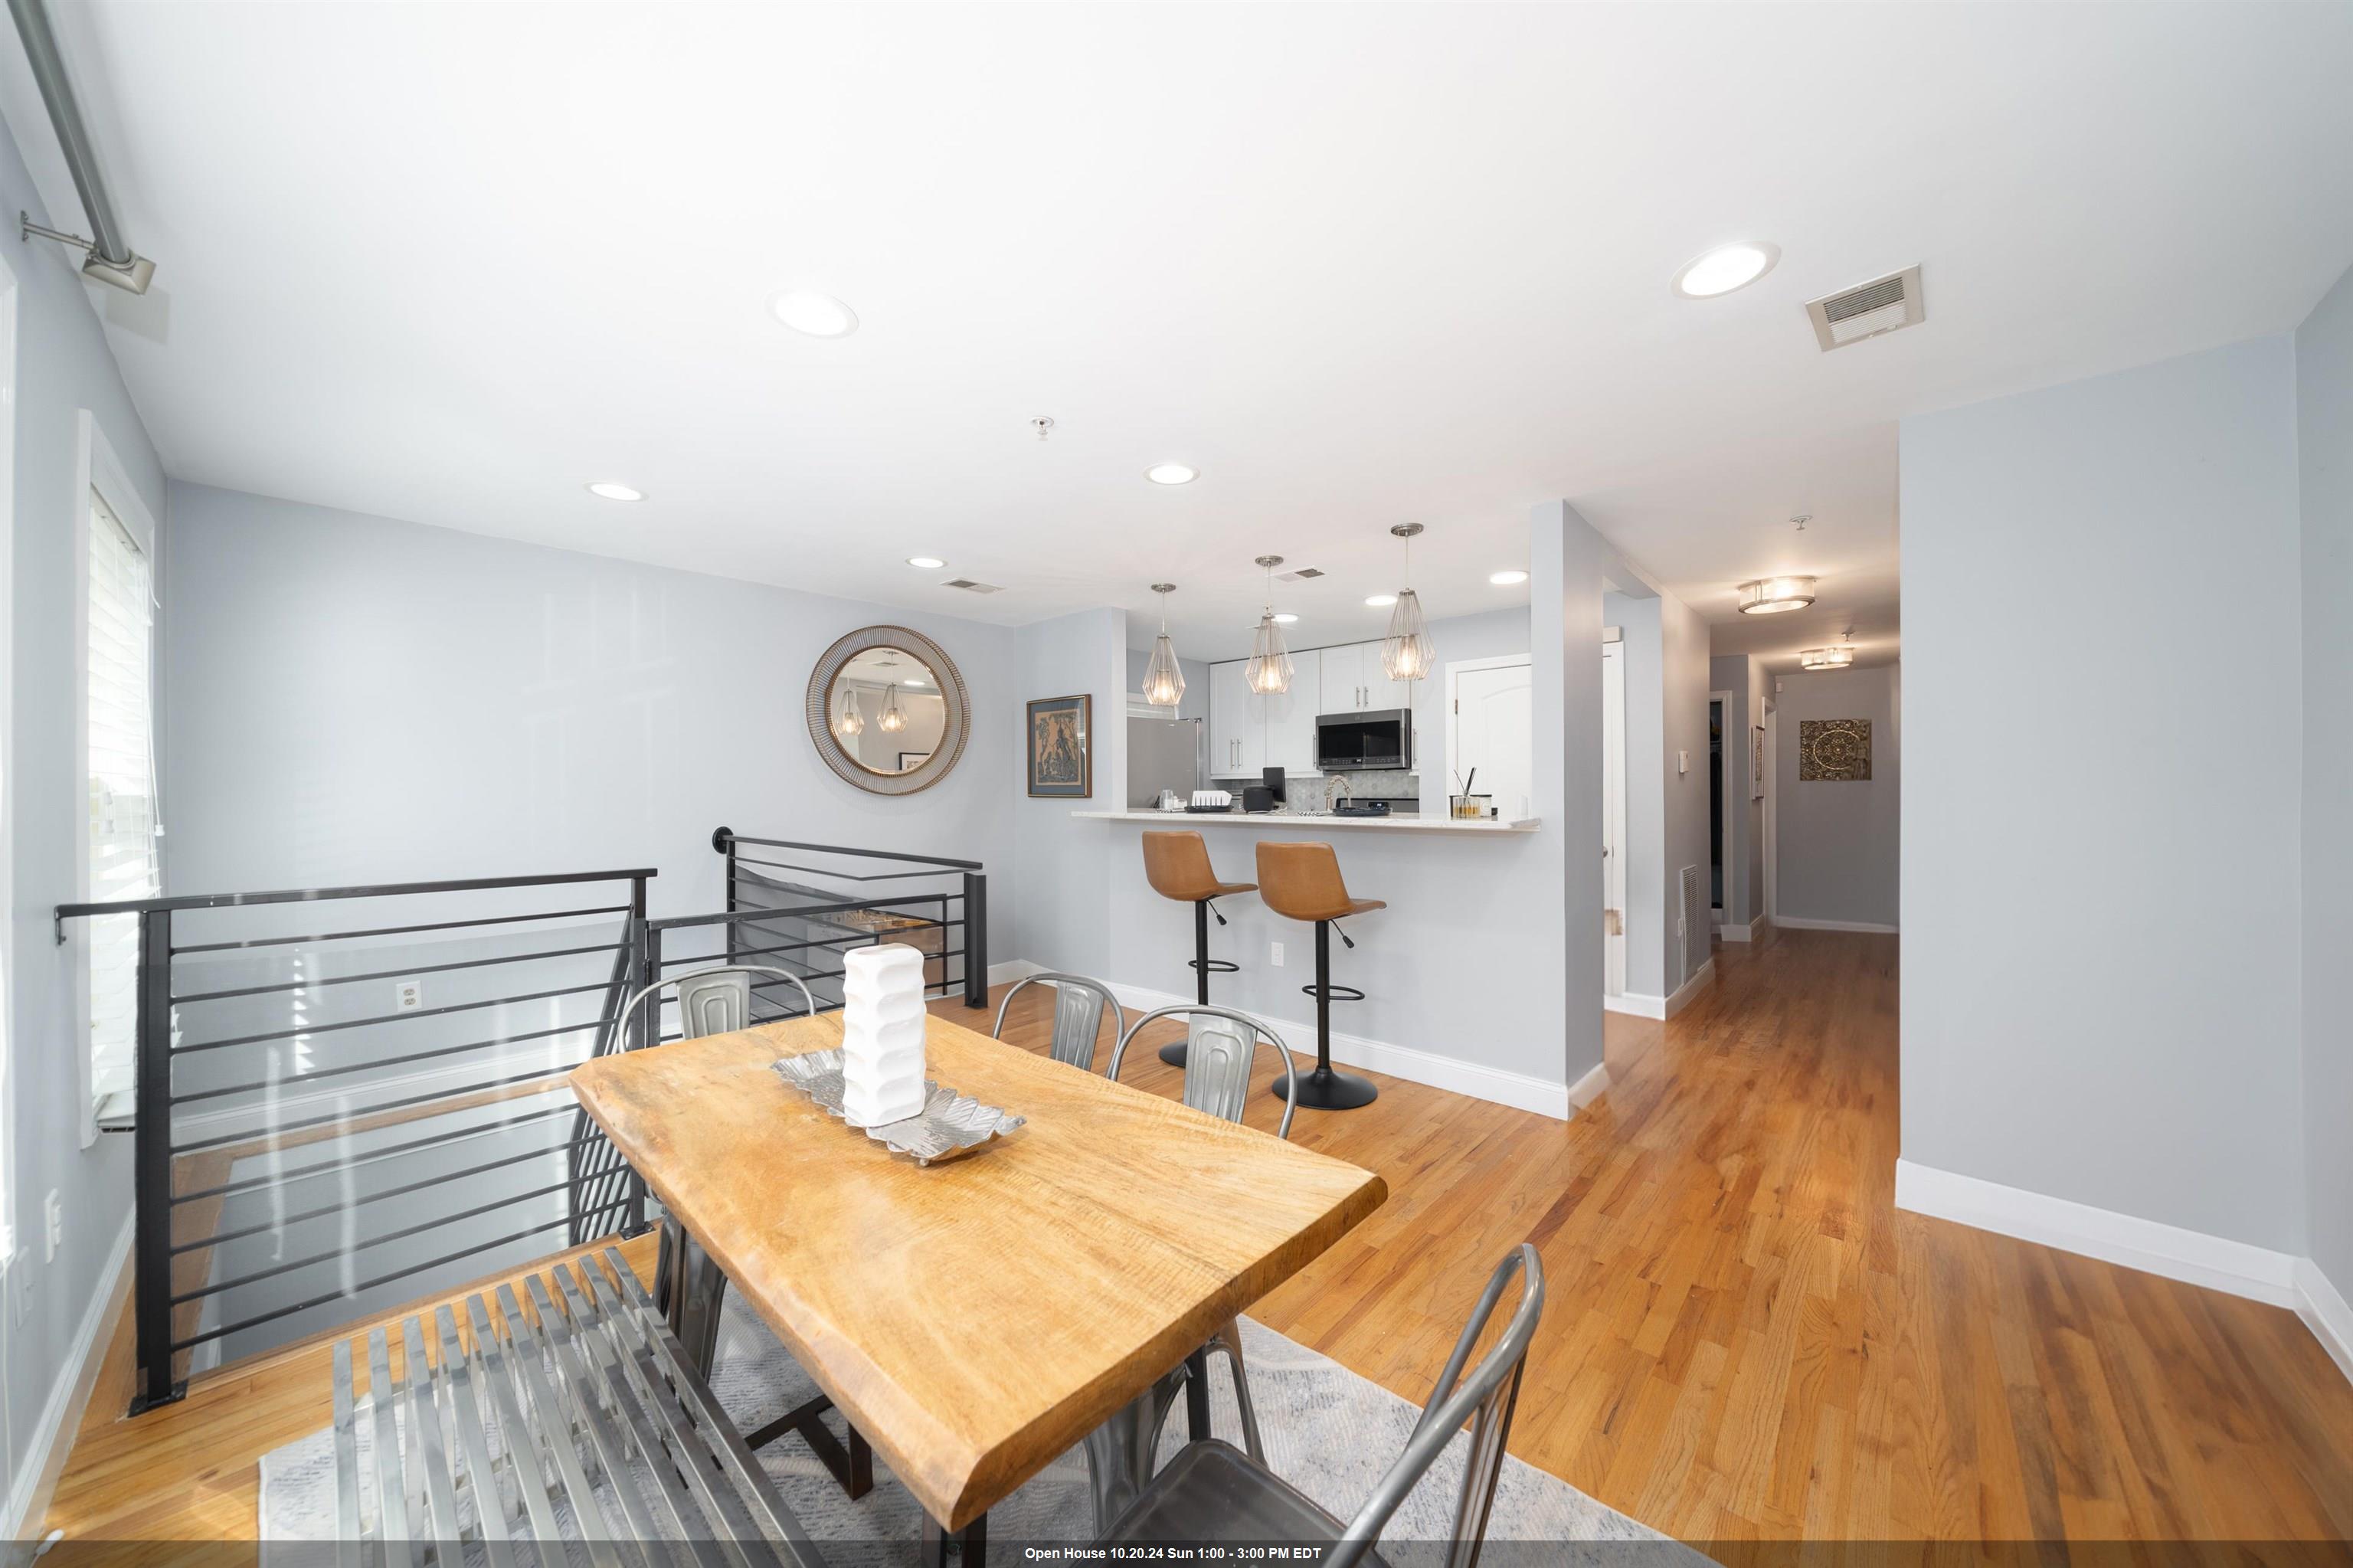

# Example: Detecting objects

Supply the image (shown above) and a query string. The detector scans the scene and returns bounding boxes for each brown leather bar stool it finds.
[1254,841,1382,1110]
[1142,830,1258,1067]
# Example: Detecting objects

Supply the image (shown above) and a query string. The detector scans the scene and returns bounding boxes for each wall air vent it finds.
[1805,265,1925,352]
[1278,567,1325,581]
[942,578,1003,594]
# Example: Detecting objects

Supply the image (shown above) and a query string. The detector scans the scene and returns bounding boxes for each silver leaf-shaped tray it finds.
[771,1048,1026,1167]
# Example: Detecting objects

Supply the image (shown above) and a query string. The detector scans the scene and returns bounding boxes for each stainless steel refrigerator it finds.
[1126,715,1204,807]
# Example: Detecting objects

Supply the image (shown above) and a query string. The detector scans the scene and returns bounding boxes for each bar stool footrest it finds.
[1300,982,1366,1003]
[1188,957,1242,975]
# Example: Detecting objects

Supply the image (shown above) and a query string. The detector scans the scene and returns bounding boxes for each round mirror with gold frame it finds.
[806,626,970,794]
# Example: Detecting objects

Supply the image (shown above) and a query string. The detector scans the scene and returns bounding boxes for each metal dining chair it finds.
[1098,1004,1301,1487]
[1098,1242,1546,1568]
[604,963,819,1054]
[991,971,1126,1072]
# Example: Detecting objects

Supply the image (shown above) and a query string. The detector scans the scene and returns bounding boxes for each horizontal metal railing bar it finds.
[170,903,635,956]
[731,856,963,884]
[174,1135,605,1253]
[171,940,628,1004]
[172,1199,633,1350]
[645,892,957,932]
[171,1061,588,1155]
[718,833,981,872]
[175,1175,594,1304]
[172,1102,579,1203]
[653,927,951,968]
[170,980,614,1054]
[60,868,657,922]
[169,1018,604,1105]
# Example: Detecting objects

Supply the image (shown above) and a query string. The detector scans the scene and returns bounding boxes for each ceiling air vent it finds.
[1806,265,1925,352]
[942,578,1003,594]
[1278,567,1324,581]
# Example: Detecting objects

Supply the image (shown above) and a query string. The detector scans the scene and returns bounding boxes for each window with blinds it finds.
[86,486,158,1105]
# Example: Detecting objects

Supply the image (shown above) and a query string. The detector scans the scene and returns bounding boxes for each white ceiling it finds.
[11,3,2352,671]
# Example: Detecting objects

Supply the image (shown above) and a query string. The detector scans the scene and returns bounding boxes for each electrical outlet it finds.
[1677,749,1690,775]
[1270,941,1284,967]
[394,979,424,1012]
[44,1190,61,1263]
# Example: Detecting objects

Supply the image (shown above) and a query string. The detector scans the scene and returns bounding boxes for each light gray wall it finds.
[1,103,169,1514]
[1013,609,1127,974]
[1605,590,1711,998]
[1901,336,2303,1252]
[2301,264,2353,1298]
[1772,664,1901,928]
[162,482,1023,953]
[1708,653,1767,926]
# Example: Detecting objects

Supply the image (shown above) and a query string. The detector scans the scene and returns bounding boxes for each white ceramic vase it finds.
[839,943,928,1128]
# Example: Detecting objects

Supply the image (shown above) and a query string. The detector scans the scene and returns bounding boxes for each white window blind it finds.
[87,486,158,1104]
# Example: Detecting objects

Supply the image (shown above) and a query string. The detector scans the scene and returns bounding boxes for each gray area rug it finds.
[261,1301,1698,1566]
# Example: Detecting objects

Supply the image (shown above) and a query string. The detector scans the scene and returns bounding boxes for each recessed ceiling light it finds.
[1673,241,1780,299]
[1489,569,1529,586]
[585,481,644,502]
[769,290,859,337]
[1144,463,1198,486]
[906,556,946,570]
[1364,594,1397,607]
[1273,613,1299,624]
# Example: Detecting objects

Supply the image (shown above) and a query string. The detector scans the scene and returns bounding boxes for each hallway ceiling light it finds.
[1489,568,1529,585]
[1379,524,1435,682]
[770,290,859,337]
[1737,575,1817,615]
[1673,241,1780,298]
[1144,462,1199,486]
[906,555,946,569]
[1363,594,1397,607]
[1245,555,1294,695]
[878,683,909,733]
[1798,647,1854,671]
[1142,584,1186,708]
[585,481,645,502]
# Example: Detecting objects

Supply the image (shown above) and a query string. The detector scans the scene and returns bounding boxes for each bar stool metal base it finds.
[1264,920,1378,1110]
[1273,1063,1379,1109]
[1162,902,1236,1066]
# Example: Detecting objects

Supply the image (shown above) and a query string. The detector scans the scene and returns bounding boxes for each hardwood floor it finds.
[41,928,2353,1552]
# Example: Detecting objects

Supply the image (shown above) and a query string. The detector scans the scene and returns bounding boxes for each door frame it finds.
[1763,704,1779,920]
[1707,689,1733,919]
[1602,630,1626,999]
[1442,653,1533,811]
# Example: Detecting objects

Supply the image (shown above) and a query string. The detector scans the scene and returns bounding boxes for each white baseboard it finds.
[1566,1059,1611,1110]
[1664,957,1715,1018]
[1714,915,1765,942]
[2296,1257,2353,1387]
[2,1214,135,1542]
[1893,1158,2299,1306]
[987,959,1045,986]
[1773,915,1899,934]
[1604,991,1663,1020]
[1102,980,1579,1120]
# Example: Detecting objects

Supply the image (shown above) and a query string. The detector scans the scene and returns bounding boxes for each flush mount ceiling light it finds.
[585,481,645,502]
[1736,575,1817,615]
[1142,584,1186,708]
[906,555,946,569]
[1380,525,1435,682]
[1144,462,1199,486]
[1490,568,1529,586]
[1244,555,1294,695]
[1364,593,1397,608]
[769,290,859,337]
[1672,241,1780,299]
[1801,630,1857,672]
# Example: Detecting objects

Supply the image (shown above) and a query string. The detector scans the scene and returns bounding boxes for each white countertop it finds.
[1071,809,1540,835]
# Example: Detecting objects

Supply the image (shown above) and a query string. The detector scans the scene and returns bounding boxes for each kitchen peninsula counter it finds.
[1069,809,1538,835]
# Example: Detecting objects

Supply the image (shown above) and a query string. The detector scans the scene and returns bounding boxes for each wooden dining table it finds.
[568,1006,1387,1563]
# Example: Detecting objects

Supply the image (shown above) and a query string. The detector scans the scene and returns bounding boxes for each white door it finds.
[1208,660,1253,777]
[1445,658,1533,821]
[1602,638,1627,997]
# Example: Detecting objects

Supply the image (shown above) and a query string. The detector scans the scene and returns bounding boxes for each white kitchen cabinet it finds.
[1262,657,1321,778]
[1208,660,1258,777]
[1320,640,1412,714]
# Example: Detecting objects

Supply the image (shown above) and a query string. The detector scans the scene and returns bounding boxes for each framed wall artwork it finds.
[1752,725,1766,799]
[1798,719,1872,781]
[1026,694,1093,798]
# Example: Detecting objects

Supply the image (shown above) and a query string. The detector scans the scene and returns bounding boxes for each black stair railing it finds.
[56,866,656,1413]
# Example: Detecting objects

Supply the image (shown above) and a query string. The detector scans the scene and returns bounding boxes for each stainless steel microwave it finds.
[1314,709,1413,771]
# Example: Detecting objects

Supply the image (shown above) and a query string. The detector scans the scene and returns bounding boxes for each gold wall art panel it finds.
[1798,719,1873,782]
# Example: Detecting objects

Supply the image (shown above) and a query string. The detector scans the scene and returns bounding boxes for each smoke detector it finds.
[1805,265,1925,351]
[943,578,1003,594]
